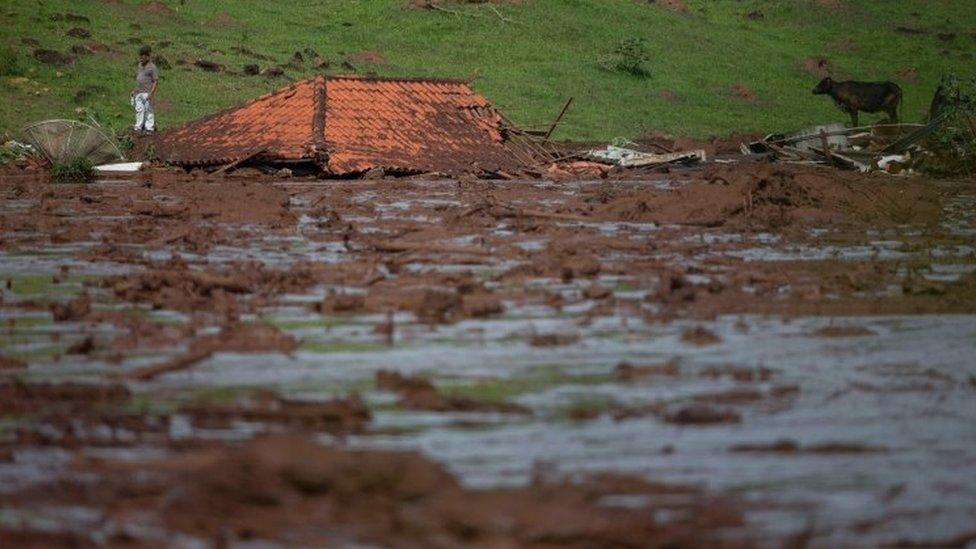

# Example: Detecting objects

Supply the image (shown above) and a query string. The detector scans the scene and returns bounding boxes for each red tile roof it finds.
[157,75,527,175]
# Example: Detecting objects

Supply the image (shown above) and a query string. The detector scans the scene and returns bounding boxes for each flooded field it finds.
[1,162,975,547]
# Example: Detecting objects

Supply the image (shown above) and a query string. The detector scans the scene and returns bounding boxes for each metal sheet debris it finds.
[21,119,123,166]
[95,161,144,173]
[585,145,706,167]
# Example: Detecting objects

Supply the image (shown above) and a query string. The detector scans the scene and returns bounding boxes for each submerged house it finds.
[157,75,537,176]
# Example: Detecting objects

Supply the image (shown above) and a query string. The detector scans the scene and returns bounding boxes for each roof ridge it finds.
[313,76,327,161]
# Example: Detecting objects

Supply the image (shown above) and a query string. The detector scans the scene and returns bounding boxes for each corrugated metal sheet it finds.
[156,75,525,175]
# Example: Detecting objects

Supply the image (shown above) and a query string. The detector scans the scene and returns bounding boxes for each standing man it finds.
[131,45,158,134]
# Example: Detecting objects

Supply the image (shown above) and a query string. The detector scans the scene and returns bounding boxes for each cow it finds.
[812,77,902,127]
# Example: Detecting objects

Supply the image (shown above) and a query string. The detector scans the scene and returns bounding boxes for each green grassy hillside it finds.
[1,0,974,141]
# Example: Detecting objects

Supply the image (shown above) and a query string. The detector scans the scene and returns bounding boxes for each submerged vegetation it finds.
[50,156,95,182]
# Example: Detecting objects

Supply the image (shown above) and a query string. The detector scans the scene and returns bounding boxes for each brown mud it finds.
[3,434,745,548]
[1,158,974,546]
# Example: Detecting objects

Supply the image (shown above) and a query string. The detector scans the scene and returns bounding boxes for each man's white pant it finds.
[133,93,155,132]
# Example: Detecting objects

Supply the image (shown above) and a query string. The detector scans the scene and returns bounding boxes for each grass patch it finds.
[0,1,974,140]
[0,45,25,77]
[4,342,70,362]
[437,367,614,403]
[265,314,365,331]
[122,392,178,416]
[186,385,266,406]
[300,339,391,354]
[2,273,90,298]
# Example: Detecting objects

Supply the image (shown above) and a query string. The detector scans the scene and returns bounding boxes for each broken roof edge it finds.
[161,150,323,170]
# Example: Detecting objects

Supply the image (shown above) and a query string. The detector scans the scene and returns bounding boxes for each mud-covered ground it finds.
[1,161,975,547]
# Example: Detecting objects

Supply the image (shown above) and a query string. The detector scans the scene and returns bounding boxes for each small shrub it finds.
[117,134,135,154]
[599,38,650,77]
[0,145,19,166]
[0,45,25,77]
[51,157,95,183]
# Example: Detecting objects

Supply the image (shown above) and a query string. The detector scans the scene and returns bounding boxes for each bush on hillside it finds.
[918,74,976,177]
[0,46,25,77]
[599,38,650,77]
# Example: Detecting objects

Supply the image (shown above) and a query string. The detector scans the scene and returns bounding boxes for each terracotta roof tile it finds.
[157,75,526,174]
[158,76,326,166]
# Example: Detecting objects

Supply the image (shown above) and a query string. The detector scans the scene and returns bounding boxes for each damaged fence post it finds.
[819,128,833,165]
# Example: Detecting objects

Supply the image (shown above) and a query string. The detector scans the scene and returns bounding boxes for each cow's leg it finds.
[850,110,859,127]
[886,105,899,124]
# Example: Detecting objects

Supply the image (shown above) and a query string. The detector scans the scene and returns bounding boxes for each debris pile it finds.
[743,78,976,176]
[742,121,937,174]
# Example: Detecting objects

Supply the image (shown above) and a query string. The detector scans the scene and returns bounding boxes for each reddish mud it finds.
[614,359,681,380]
[209,11,236,26]
[664,405,742,425]
[802,55,836,78]
[126,322,296,381]
[730,84,758,101]
[681,325,722,345]
[0,354,27,371]
[596,161,941,230]
[646,0,689,14]
[181,393,371,433]
[1,434,744,547]
[0,173,294,249]
[633,130,765,158]
[1,157,974,545]
[895,66,919,82]
[730,440,888,454]
[141,1,176,16]
[0,380,130,415]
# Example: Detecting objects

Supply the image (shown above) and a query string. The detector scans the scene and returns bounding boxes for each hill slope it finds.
[1,0,974,141]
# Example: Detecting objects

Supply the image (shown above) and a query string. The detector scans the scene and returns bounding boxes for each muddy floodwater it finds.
[1,162,975,547]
